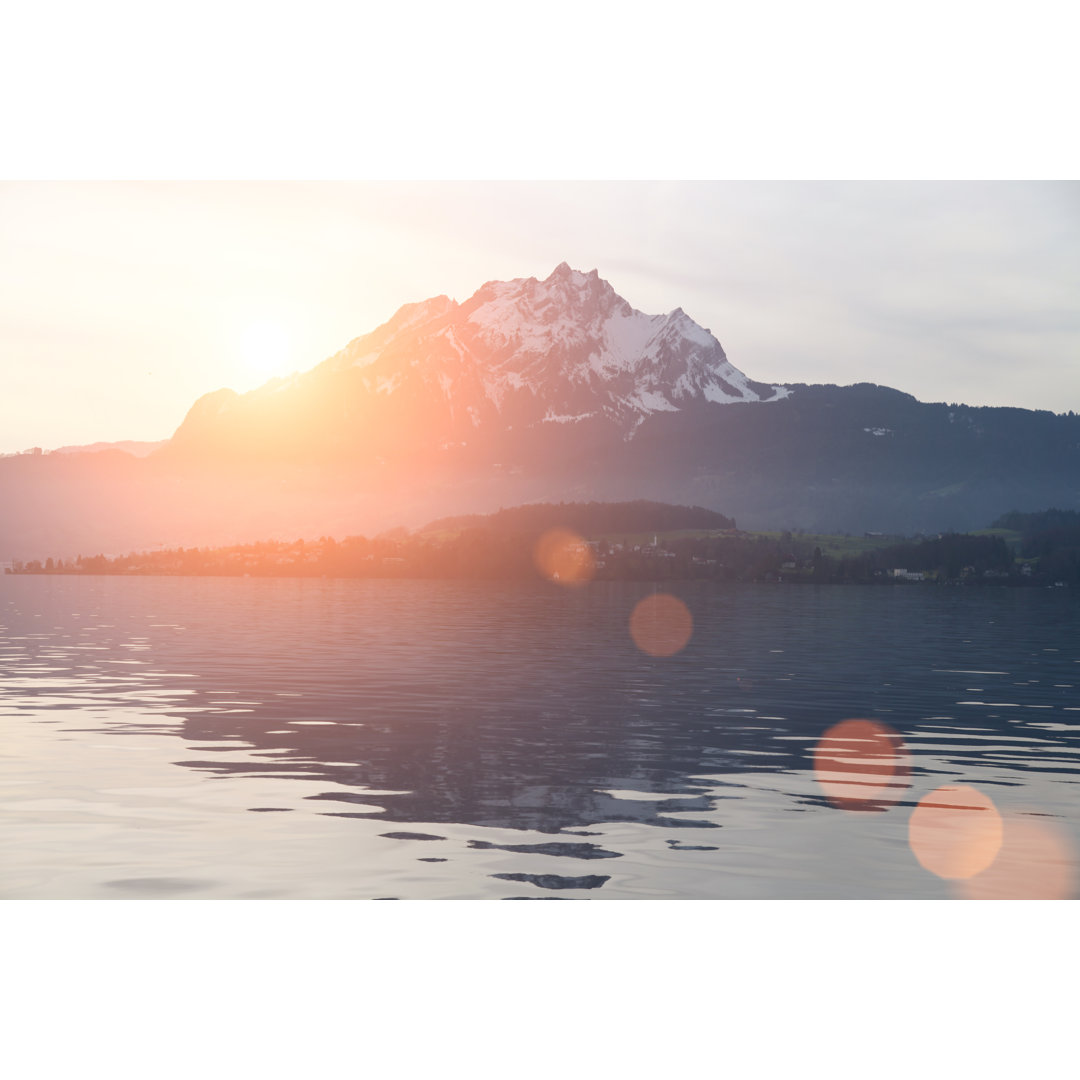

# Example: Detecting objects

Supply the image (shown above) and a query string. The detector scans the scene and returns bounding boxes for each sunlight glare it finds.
[812,718,910,811]
[533,529,595,587]
[629,594,693,657]
[957,814,1076,900]
[241,320,292,381]
[908,784,1003,880]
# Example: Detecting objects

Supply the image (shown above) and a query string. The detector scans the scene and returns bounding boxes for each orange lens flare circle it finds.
[958,815,1076,900]
[812,718,911,811]
[629,594,693,657]
[533,528,595,587]
[908,785,1004,880]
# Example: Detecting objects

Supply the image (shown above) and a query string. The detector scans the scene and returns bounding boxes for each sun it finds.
[240,320,292,382]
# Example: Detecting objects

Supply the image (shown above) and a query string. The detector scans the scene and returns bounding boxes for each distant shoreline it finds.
[6,506,1078,588]
[4,567,1069,589]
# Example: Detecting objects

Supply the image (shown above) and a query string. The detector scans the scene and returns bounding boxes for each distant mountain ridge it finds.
[1,440,165,459]
[52,439,166,457]
[1,264,1078,559]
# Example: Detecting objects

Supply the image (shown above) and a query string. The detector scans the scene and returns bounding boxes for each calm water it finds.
[2,575,1078,899]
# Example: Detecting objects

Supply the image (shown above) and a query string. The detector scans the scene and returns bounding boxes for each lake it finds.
[1,575,1078,899]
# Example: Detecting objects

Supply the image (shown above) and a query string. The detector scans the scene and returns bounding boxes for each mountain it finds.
[51,439,166,457]
[165,262,787,462]
[1,264,1079,560]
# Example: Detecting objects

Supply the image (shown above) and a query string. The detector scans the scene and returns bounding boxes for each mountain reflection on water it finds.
[2,576,1078,898]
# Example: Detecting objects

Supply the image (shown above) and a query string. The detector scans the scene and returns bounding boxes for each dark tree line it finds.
[991,508,1080,585]
[8,504,1080,587]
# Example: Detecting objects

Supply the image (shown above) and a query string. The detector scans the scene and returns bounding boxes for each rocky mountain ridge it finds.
[168,263,787,459]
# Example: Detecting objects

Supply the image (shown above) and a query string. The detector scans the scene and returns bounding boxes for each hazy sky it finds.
[1,180,1077,453]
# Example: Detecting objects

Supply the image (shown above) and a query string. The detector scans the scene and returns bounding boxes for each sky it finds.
[1,180,1077,453]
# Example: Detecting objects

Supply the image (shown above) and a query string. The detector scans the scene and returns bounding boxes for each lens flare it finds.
[629,594,693,657]
[958,815,1076,900]
[908,785,1003,880]
[812,718,910,811]
[533,529,595,587]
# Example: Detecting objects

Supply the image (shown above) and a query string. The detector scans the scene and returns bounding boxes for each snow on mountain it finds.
[314,262,787,436]
[169,263,789,459]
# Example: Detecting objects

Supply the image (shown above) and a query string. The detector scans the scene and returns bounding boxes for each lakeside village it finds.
[5,507,1079,588]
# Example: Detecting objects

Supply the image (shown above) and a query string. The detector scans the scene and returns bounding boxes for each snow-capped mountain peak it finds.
[314,264,788,437]
[172,265,788,456]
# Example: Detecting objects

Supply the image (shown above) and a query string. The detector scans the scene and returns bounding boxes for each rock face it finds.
[167,263,787,461]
